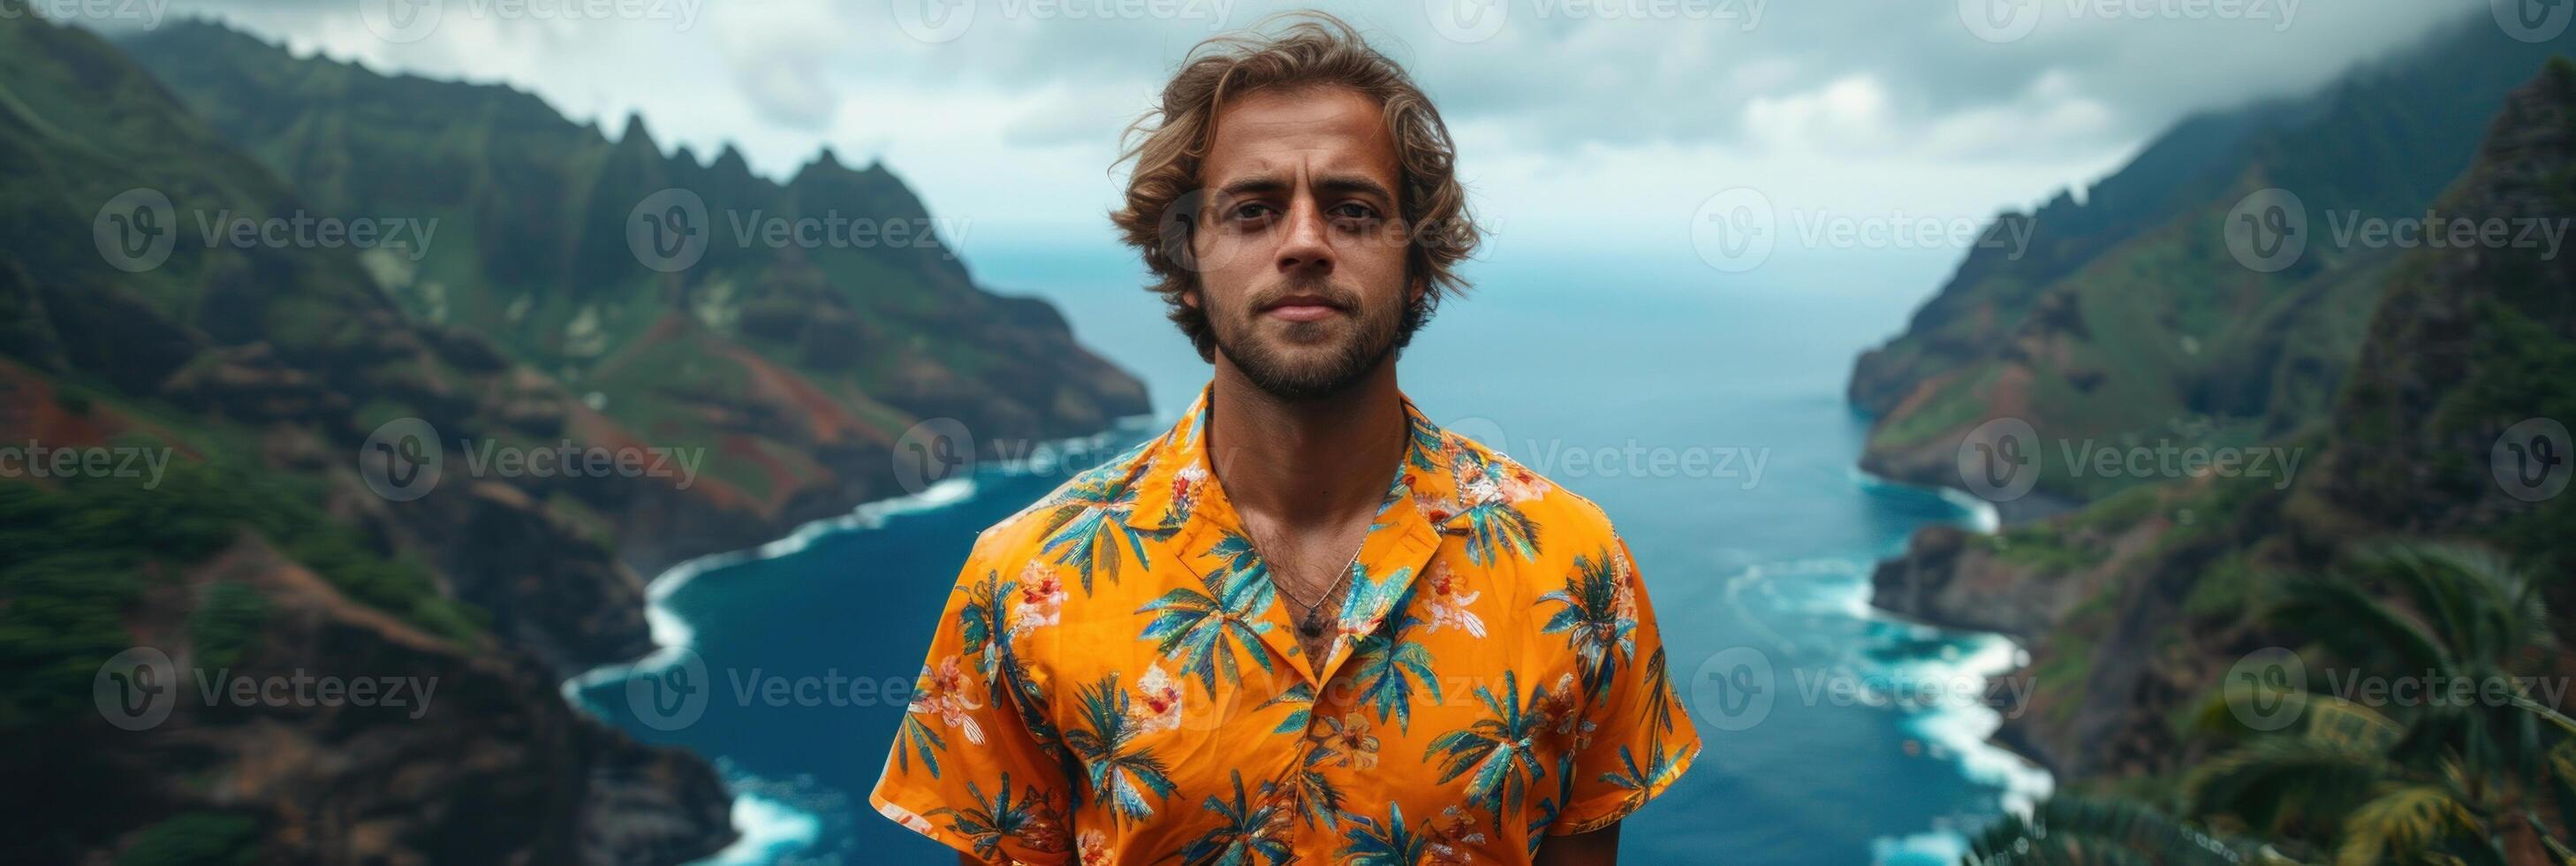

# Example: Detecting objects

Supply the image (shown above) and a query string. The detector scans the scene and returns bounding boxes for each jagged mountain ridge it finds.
[118,19,1151,577]
[1872,57,2576,798]
[1,9,1155,864]
[1850,13,2574,514]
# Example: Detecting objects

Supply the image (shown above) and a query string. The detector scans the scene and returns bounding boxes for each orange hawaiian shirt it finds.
[871,385,1700,864]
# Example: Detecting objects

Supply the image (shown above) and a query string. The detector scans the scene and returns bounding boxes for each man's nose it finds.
[1275,199,1335,277]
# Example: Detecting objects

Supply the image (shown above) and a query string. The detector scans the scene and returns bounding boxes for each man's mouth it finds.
[1260,292,1346,323]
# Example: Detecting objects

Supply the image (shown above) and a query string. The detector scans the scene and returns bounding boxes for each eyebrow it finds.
[1216,174,1396,204]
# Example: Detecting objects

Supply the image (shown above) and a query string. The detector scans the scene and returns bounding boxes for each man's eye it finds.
[1229,203,1278,224]
[1330,203,1381,224]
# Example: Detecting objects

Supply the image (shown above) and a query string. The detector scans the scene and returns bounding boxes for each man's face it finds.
[1191,85,1417,401]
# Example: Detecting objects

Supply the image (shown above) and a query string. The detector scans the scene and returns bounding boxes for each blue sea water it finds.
[571,246,2050,865]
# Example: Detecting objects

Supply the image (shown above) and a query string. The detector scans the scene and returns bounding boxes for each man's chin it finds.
[1219,340,1385,402]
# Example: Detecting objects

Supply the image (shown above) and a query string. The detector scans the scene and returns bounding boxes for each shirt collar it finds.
[1120,383,1462,535]
[1118,383,1466,682]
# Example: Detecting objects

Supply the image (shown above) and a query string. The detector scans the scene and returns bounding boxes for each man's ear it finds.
[1182,285,1202,309]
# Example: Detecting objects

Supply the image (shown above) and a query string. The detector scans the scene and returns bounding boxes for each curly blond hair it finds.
[1109,11,1481,361]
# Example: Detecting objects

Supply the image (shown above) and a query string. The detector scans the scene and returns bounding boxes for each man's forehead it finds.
[1202,87,1398,186]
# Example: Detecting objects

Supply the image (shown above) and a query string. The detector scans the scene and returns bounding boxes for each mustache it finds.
[1245,277,1360,311]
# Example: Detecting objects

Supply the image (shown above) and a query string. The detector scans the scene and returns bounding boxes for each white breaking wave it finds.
[558,421,1157,865]
[1850,467,2003,535]
[697,790,822,866]
[1727,474,2049,864]
[559,475,979,701]
[1896,633,2056,817]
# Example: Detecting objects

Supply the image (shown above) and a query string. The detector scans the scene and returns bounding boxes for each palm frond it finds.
[1966,797,2249,866]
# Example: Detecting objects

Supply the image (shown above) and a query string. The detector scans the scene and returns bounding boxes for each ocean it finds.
[569,243,2052,865]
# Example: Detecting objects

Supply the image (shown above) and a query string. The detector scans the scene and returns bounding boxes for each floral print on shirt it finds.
[872,384,1701,864]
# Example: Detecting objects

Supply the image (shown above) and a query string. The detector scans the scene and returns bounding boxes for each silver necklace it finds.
[1278,551,1361,641]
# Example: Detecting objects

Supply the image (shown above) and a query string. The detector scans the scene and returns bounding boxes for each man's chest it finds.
[998,542,1601,841]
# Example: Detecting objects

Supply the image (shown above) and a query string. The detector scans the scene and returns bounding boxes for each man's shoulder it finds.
[1433,427,1621,542]
[963,436,1160,564]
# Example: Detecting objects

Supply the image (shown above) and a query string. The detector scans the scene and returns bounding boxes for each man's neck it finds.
[1204,360,1407,529]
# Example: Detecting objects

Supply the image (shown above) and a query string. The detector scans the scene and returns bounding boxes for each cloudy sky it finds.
[74,0,2490,278]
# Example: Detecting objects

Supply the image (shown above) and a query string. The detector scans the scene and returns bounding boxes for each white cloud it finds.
[107,0,2488,263]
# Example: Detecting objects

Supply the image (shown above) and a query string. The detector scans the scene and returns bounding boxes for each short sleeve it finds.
[1548,534,1702,835]
[870,543,1077,864]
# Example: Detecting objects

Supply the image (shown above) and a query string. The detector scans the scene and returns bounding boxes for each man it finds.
[871,13,1698,864]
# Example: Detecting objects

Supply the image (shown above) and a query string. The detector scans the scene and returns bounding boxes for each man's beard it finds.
[1209,277,1402,402]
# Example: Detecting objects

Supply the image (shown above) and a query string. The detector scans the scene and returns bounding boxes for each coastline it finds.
[561,421,2055,865]
[1851,469,2057,855]
[560,418,1157,864]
